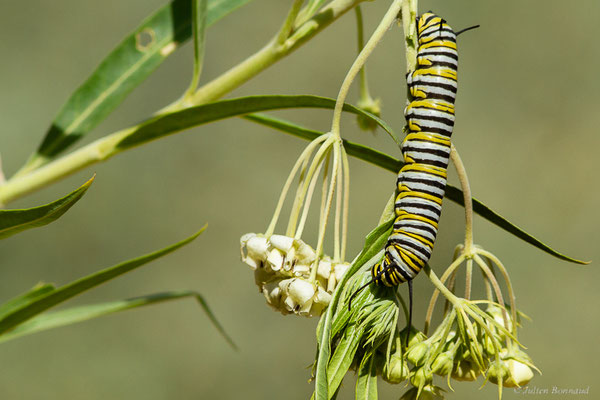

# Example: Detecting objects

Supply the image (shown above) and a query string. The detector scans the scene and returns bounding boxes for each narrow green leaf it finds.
[0,283,56,320]
[116,95,394,150]
[444,186,589,264]
[185,0,208,97]
[327,325,363,396]
[0,290,236,348]
[315,317,331,400]
[315,220,393,400]
[0,176,94,239]
[25,0,252,170]
[0,226,206,335]
[243,113,588,265]
[355,353,378,400]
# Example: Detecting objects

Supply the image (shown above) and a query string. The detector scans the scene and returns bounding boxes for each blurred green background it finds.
[0,0,598,399]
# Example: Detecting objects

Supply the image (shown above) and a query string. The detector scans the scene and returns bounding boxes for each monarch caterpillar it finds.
[349,13,477,321]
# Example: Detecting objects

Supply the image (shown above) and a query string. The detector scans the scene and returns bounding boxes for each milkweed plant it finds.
[0,0,589,399]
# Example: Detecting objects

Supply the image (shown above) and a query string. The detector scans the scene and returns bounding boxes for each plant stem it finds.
[354,6,370,102]
[330,0,402,136]
[423,264,462,310]
[189,0,363,108]
[287,136,334,236]
[401,0,418,72]
[450,145,474,254]
[0,128,132,204]
[266,135,327,236]
[276,0,305,45]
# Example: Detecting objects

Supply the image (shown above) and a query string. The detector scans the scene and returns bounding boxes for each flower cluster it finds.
[396,303,536,398]
[241,233,349,317]
[321,239,539,400]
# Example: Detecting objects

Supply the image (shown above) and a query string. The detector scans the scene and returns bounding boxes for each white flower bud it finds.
[240,233,269,270]
[270,234,294,252]
[292,264,310,276]
[504,360,534,388]
[308,286,332,316]
[295,240,317,263]
[277,278,332,317]
[285,278,315,307]
[261,280,285,312]
[317,259,332,281]
[333,263,350,281]
[266,248,285,271]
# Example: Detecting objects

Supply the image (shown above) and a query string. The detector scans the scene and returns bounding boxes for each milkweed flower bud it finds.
[487,362,509,386]
[451,360,480,381]
[240,233,269,269]
[400,385,445,400]
[382,354,409,384]
[486,304,513,334]
[356,96,381,132]
[279,278,332,317]
[431,351,454,376]
[487,349,535,388]
[407,342,430,366]
[240,233,348,317]
[409,367,433,388]
[504,359,534,387]
[400,326,426,349]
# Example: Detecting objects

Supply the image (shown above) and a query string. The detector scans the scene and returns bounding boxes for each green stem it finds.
[276,0,305,45]
[190,0,363,107]
[0,128,132,205]
[450,145,474,254]
[266,135,327,236]
[330,0,402,136]
[423,264,462,310]
[354,6,370,101]
[287,136,334,237]
[401,0,418,72]
[423,254,464,334]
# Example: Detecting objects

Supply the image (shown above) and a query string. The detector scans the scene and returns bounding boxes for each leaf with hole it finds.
[22,0,252,172]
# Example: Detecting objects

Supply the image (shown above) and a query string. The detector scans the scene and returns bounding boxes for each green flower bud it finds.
[410,367,433,388]
[509,348,535,365]
[483,334,500,357]
[451,360,480,381]
[382,354,409,384]
[400,385,446,400]
[400,326,426,349]
[407,342,430,366]
[487,361,509,385]
[431,351,454,376]
[355,96,381,132]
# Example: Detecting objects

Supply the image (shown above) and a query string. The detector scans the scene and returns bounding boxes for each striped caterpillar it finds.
[349,13,477,318]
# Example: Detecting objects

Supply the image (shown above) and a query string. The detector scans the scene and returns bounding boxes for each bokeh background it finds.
[0,0,598,399]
